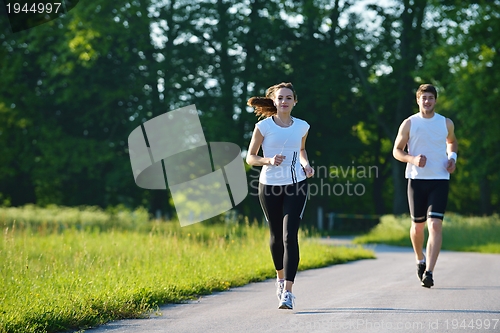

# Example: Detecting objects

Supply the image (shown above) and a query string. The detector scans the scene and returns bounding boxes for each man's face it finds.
[417,92,436,114]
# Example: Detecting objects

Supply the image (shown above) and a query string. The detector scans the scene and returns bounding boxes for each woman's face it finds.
[273,88,296,113]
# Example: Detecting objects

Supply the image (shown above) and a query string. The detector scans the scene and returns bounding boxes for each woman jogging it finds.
[246,82,314,309]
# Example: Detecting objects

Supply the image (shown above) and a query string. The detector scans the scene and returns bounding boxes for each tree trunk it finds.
[392,159,408,214]
[391,0,427,214]
[479,176,493,215]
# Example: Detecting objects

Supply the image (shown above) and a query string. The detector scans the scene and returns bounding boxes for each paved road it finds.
[87,239,500,333]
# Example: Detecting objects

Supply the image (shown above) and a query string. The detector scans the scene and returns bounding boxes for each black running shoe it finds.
[417,262,426,281]
[421,271,434,288]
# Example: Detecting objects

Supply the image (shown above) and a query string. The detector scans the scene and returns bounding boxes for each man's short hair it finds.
[416,84,438,99]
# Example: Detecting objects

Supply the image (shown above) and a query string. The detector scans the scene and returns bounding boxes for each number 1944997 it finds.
[6,2,62,14]
[445,319,499,330]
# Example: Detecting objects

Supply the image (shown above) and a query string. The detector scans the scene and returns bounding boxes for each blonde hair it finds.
[247,82,298,118]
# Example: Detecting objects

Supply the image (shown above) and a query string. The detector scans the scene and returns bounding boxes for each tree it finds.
[346,0,431,214]
[0,0,157,207]
[3,0,497,219]
[421,0,500,214]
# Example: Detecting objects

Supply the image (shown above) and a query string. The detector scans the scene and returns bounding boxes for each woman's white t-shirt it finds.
[255,116,310,185]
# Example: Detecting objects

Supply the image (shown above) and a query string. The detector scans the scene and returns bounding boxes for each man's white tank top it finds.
[256,116,310,185]
[405,112,450,180]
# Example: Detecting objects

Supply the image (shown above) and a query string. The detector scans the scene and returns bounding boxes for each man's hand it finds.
[412,154,427,167]
[446,158,456,174]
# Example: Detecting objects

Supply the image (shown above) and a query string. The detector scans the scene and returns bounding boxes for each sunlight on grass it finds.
[0,204,150,232]
[353,214,500,253]
[0,205,374,333]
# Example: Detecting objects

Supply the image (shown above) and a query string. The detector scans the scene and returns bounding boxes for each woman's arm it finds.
[299,131,314,178]
[246,127,277,166]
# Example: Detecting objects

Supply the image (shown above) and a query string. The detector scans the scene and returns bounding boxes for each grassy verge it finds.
[0,205,374,333]
[353,214,500,253]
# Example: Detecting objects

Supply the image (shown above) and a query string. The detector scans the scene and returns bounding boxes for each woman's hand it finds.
[270,154,285,166]
[303,164,314,178]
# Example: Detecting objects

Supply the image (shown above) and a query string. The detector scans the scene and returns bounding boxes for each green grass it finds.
[0,205,374,333]
[353,214,500,253]
[0,204,150,232]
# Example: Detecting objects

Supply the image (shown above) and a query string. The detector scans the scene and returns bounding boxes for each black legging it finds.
[258,179,308,282]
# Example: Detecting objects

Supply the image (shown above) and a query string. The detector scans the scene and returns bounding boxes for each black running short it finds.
[407,179,449,223]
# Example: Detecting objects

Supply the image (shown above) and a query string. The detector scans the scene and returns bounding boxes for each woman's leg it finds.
[258,183,286,273]
[281,180,308,291]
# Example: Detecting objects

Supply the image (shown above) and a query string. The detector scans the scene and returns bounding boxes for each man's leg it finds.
[421,180,448,288]
[425,218,443,272]
[408,179,427,261]
[421,217,442,287]
[425,180,449,273]
[410,221,426,262]
[408,179,428,282]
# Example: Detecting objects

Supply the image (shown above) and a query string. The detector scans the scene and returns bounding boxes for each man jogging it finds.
[393,84,458,288]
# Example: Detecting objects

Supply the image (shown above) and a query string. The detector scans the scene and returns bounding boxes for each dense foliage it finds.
[1,0,498,221]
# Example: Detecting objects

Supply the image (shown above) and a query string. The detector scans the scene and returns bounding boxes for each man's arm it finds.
[393,118,426,167]
[445,118,458,173]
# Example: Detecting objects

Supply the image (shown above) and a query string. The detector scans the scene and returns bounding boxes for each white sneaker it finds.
[276,280,284,300]
[278,290,295,310]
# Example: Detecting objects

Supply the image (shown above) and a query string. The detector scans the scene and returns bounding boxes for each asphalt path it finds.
[86,238,500,333]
